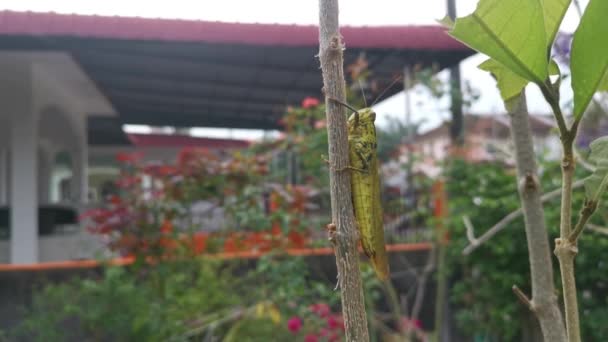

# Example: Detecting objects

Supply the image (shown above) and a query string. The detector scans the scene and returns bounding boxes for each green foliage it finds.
[222,318,292,342]
[584,137,608,200]
[571,0,608,118]
[12,261,241,341]
[449,0,550,84]
[251,255,339,314]
[446,159,608,341]
[451,0,608,119]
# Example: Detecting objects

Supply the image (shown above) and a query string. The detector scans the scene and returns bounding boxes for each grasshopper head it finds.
[348,107,376,132]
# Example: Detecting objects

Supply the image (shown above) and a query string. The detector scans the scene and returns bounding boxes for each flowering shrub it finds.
[286,303,344,342]
[85,146,323,260]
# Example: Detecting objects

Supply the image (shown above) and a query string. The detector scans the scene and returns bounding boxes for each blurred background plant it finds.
[445,158,608,341]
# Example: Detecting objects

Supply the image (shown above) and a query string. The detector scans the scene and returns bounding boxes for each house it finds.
[0,10,472,264]
[385,113,559,181]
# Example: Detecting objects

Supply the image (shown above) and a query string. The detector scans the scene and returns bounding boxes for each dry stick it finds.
[317,1,370,341]
[587,223,608,236]
[507,93,567,342]
[462,179,585,255]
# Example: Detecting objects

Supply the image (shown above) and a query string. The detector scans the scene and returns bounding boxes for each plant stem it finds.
[318,1,370,341]
[507,93,567,342]
[559,140,575,238]
[555,239,580,342]
[546,84,582,341]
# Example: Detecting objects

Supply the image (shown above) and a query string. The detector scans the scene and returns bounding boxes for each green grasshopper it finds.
[328,98,390,281]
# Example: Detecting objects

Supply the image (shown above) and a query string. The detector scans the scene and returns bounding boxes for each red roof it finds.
[0,10,467,50]
[127,133,250,149]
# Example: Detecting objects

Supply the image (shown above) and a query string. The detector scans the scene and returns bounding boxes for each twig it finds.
[569,199,598,242]
[410,246,436,321]
[462,179,584,255]
[587,223,608,236]
[512,285,535,312]
[318,1,370,341]
[462,215,478,247]
[573,148,596,172]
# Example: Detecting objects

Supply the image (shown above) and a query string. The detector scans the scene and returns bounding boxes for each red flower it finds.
[301,97,320,109]
[326,315,343,330]
[309,303,330,318]
[304,334,319,342]
[287,316,302,333]
[400,317,423,332]
[115,152,142,163]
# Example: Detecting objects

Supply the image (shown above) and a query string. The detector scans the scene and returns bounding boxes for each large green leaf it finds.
[599,71,608,92]
[478,59,560,109]
[542,0,571,48]
[571,0,608,118]
[479,59,527,107]
[584,137,608,200]
[449,0,548,83]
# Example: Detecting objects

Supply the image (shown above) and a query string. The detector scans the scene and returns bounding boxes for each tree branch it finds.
[318,1,369,341]
[587,223,608,236]
[507,93,567,341]
[462,179,584,255]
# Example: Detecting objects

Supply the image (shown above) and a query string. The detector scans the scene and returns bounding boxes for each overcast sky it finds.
[1,0,589,139]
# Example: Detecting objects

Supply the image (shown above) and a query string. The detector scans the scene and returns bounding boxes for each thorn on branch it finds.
[512,285,535,312]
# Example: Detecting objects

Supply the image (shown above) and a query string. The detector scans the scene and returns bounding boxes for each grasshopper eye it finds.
[370,112,376,122]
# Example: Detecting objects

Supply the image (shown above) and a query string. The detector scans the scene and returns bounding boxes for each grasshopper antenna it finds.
[358,79,368,107]
[327,97,360,127]
[371,75,403,106]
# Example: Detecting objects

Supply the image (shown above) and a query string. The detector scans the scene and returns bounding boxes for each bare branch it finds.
[463,179,584,255]
[410,246,436,321]
[587,223,608,236]
[462,215,479,247]
[573,148,596,172]
[318,1,369,340]
[512,285,535,312]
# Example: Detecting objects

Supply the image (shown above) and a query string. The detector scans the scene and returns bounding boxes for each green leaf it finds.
[478,59,560,109]
[542,0,571,47]
[449,0,548,83]
[571,0,608,118]
[599,71,608,92]
[584,136,608,200]
[478,59,528,107]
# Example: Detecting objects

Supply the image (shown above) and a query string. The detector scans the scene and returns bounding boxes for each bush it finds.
[446,159,608,341]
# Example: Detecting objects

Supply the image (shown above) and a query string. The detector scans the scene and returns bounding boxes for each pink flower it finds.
[287,316,302,333]
[314,119,327,129]
[301,97,320,109]
[309,303,331,318]
[304,334,319,342]
[401,317,423,332]
[327,315,343,330]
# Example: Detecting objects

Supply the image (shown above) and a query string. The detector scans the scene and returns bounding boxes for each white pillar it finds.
[0,148,7,205]
[70,117,88,205]
[38,148,52,204]
[3,59,38,263]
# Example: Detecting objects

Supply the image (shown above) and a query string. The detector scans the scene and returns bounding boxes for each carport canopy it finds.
[0,11,474,145]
